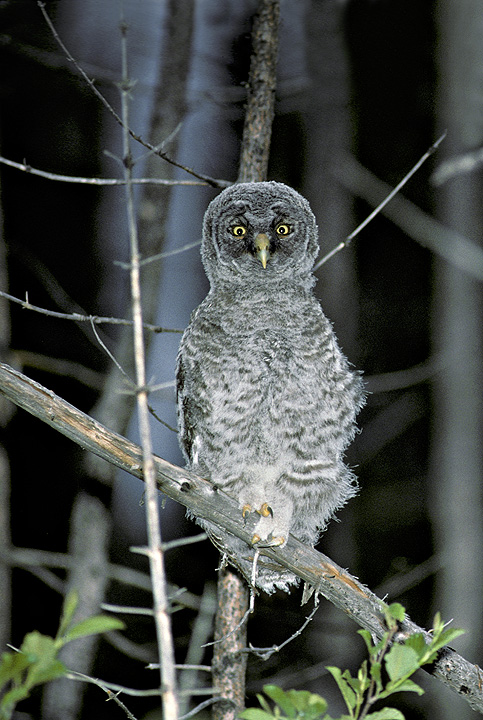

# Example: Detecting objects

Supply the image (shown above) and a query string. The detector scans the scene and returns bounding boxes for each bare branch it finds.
[0,289,182,333]
[10,350,105,391]
[1,543,202,610]
[179,697,226,720]
[315,134,447,270]
[0,155,218,186]
[331,152,483,283]
[245,599,320,660]
[432,145,483,186]
[37,1,227,188]
[179,582,217,716]
[119,14,178,720]
[1,362,482,713]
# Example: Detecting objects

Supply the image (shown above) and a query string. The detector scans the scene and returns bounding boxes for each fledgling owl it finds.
[176,181,365,593]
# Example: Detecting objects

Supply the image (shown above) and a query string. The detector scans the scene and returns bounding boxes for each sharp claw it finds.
[242,504,252,519]
[258,502,273,518]
[251,534,261,545]
[269,536,285,547]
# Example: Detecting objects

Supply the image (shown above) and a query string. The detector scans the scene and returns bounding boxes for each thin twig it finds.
[179,697,226,720]
[90,318,133,383]
[37,1,226,188]
[102,603,155,617]
[137,240,202,268]
[65,671,164,697]
[334,152,483,283]
[202,603,253,649]
[0,289,182,333]
[119,13,178,720]
[0,155,213,186]
[1,543,204,610]
[179,582,217,716]
[245,599,320,660]
[162,533,208,552]
[314,133,447,270]
[62,672,140,720]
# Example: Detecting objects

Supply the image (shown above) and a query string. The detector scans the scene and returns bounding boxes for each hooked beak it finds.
[254,233,270,269]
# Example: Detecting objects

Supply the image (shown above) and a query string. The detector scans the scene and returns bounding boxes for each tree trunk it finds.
[431,2,483,718]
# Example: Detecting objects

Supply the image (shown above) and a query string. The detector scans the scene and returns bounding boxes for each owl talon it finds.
[258,502,273,518]
[269,535,286,547]
[242,504,253,518]
[251,534,261,545]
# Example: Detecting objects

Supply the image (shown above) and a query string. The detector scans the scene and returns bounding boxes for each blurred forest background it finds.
[1,0,482,719]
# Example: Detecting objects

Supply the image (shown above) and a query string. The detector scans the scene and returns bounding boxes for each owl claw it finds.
[242,504,253,519]
[258,502,273,518]
[251,534,286,548]
[269,536,286,547]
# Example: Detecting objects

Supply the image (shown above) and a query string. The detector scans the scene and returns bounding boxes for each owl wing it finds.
[175,306,214,471]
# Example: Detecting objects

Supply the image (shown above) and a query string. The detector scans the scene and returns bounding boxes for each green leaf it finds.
[20,633,66,689]
[391,679,424,695]
[0,651,30,688]
[385,644,419,682]
[432,612,443,634]
[403,633,427,658]
[381,678,424,699]
[62,615,125,644]
[57,590,79,640]
[428,628,465,655]
[326,667,356,711]
[365,708,405,720]
[240,709,275,720]
[256,693,274,715]
[387,604,405,623]
[263,685,296,718]
[285,690,328,719]
[355,661,370,695]
[305,693,328,718]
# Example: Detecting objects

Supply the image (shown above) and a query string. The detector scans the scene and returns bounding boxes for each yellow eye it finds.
[232,225,247,237]
[276,223,291,236]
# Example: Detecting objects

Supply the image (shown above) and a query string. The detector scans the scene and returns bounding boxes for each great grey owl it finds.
[176,181,365,593]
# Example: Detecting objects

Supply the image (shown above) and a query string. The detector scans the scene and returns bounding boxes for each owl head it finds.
[201,181,320,289]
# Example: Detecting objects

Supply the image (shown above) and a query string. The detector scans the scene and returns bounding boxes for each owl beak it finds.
[254,233,270,269]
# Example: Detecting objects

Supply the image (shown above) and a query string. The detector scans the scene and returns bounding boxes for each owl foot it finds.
[242,502,273,518]
[251,534,286,547]
[239,494,291,549]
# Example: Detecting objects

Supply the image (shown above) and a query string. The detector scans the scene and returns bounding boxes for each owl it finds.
[176,181,365,593]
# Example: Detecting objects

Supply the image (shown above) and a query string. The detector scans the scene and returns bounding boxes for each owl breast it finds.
[178,288,360,495]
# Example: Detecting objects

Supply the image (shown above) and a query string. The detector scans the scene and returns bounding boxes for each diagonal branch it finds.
[0,360,482,714]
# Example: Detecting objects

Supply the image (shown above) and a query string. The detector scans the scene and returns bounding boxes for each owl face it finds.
[201,182,319,288]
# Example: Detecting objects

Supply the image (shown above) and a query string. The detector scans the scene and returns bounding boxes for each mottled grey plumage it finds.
[176,181,365,593]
